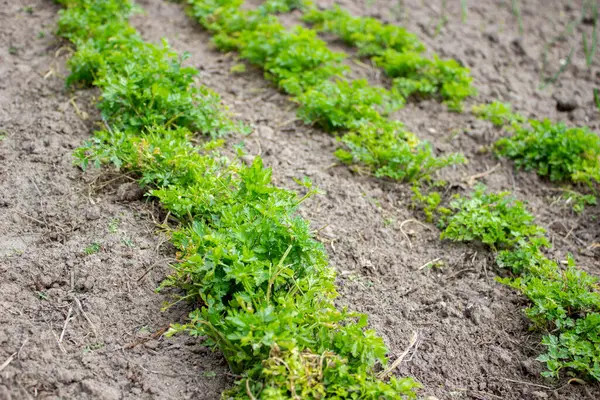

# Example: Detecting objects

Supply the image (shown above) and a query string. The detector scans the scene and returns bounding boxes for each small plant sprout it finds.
[84,242,101,255]
[108,218,120,233]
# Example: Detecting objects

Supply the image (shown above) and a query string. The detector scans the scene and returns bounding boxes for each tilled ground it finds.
[1,0,599,399]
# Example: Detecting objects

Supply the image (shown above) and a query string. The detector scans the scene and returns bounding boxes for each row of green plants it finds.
[57,0,419,398]
[189,0,600,384]
[188,0,465,183]
[301,4,476,111]
[431,185,600,381]
[473,102,600,211]
[185,0,600,384]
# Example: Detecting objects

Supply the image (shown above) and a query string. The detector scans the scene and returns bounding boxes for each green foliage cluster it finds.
[440,185,546,251]
[57,0,419,397]
[303,5,476,110]
[474,101,600,188]
[303,5,424,56]
[58,0,239,136]
[188,0,464,182]
[440,185,600,381]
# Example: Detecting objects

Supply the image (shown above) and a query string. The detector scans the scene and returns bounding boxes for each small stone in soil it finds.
[117,182,144,201]
[556,98,578,112]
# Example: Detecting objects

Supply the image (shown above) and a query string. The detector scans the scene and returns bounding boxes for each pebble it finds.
[257,125,274,138]
[144,339,160,350]
[556,98,578,112]
[117,182,144,202]
[86,206,102,221]
[464,304,494,325]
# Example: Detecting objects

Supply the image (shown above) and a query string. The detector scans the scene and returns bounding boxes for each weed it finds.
[511,0,524,35]
[36,291,48,300]
[472,101,525,127]
[594,88,600,111]
[121,238,134,248]
[84,241,101,255]
[384,218,395,227]
[83,342,105,354]
[108,218,120,233]
[8,47,18,55]
[37,31,46,39]
[559,190,597,213]
[433,0,448,37]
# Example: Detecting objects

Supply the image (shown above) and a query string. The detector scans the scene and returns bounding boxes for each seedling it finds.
[229,63,246,73]
[121,238,134,248]
[36,291,48,300]
[511,0,524,35]
[83,343,104,354]
[108,218,120,233]
[84,241,101,255]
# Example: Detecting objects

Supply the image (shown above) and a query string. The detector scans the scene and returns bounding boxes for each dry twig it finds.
[377,331,419,379]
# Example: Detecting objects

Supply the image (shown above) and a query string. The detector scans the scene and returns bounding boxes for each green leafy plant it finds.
[495,120,600,187]
[501,255,600,380]
[336,126,466,182]
[303,5,476,110]
[303,5,424,57]
[84,241,101,255]
[58,0,420,397]
[440,184,546,250]
[411,184,450,223]
[188,0,464,183]
[434,184,600,380]
[475,101,600,188]
[560,190,597,213]
[472,101,525,127]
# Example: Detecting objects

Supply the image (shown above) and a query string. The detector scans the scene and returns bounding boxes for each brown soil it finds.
[1,0,599,399]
